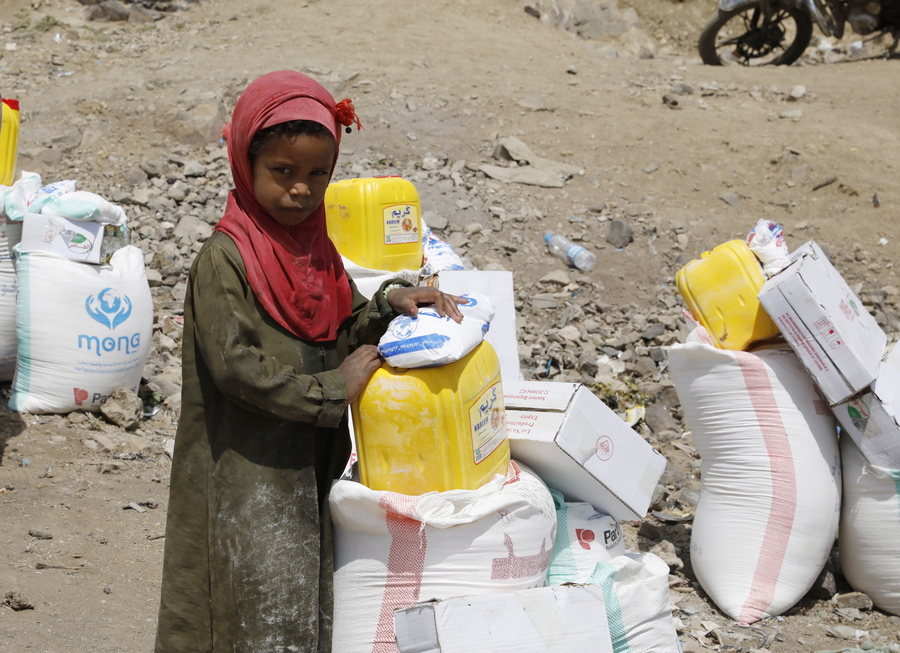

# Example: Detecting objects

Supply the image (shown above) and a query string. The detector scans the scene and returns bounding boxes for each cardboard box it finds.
[832,342,900,469]
[438,270,521,385]
[393,584,613,653]
[758,241,887,405]
[19,212,122,264]
[504,381,667,521]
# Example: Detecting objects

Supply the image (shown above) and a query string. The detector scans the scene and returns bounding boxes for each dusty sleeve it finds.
[344,276,414,347]
[189,242,347,427]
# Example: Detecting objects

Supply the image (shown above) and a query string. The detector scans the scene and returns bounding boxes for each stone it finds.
[98,0,130,21]
[641,323,666,341]
[720,192,741,208]
[128,5,162,23]
[423,210,448,231]
[88,432,119,452]
[100,388,143,430]
[540,270,570,286]
[833,592,874,611]
[649,539,683,569]
[644,401,679,434]
[4,591,34,611]
[531,294,559,310]
[557,325,581,342]
[606,219,634,248]
[805,569,837,600]
[170,101,227,146]
[788,85,807,101]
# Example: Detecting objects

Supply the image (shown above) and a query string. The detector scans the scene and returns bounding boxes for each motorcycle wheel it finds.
[698,2,814,66]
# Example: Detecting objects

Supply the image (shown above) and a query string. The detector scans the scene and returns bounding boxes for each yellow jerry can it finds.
[351,340,510,495]
[676,239,780,351]
[324,176,423,272]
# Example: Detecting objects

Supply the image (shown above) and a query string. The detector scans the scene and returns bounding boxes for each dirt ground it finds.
[1,0,899,651]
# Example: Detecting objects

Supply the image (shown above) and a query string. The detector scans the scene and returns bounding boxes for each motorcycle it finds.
[698,0,900,65]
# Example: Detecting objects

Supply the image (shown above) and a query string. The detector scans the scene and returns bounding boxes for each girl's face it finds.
[251,133,336,228]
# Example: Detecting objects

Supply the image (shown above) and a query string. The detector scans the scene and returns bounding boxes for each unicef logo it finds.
[85,288,133,330]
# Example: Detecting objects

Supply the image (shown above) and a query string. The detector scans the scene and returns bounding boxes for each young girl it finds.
[154,70,464,653]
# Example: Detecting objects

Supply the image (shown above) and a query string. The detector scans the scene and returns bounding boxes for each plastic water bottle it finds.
[545,233,597,272]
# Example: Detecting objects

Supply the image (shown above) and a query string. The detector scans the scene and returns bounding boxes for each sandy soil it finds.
[1,0,899,651]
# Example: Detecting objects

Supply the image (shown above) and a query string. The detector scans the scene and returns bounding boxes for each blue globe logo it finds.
[85,288,133,330]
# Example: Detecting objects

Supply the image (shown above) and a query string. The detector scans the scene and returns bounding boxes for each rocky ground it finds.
[1,0,900,651]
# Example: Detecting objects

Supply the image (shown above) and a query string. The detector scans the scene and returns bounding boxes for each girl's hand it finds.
[339,345,382,404]
[387,287,466,323]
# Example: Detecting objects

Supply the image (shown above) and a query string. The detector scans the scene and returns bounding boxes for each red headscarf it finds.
[215,70,362,342]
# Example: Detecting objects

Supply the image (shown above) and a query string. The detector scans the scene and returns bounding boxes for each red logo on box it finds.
[595,436,614,461]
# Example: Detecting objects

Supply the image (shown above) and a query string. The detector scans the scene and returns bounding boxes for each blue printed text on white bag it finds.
[378,292,495,368]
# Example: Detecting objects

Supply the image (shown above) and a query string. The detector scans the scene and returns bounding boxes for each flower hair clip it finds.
[334,98,363,134]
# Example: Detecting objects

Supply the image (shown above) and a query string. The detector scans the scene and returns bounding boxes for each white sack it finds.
[0,217,20,380]
[589,553,682,653]
[330,460,556,653]
[839,435,900,616]
[547,487,625,585]
[667,328,841,625]
[9,246,153,413]
[377,292,495,369]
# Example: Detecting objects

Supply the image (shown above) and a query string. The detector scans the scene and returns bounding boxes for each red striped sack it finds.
[330,461,556,653]
[667,327,841,625]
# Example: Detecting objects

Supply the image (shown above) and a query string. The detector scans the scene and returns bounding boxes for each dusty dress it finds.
[154,232,399,653]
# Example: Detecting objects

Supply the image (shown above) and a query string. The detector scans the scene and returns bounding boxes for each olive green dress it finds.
[154,232,399,653]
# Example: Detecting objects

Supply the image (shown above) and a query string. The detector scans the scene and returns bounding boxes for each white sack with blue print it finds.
[378,292,495,369]
[9,245,153,414]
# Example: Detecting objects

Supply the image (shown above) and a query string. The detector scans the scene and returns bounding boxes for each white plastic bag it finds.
[4,177,73,221]
[839,435,900,616]
[330,460,556,653]
[9,245,153,413]
[378,292,495,368]
[40,190,128,225]
[668,327,841,625]
[421,223,465,275]
[746,219,790,277]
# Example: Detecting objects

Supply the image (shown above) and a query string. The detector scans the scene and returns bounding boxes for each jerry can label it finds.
[469,379,506,464]
[383,204,419,245]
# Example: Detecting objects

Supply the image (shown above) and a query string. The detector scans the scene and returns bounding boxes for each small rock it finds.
[28,529,53,540]
[826,625,868,641]
[780,109,803,121]
[805,568,837,600]
[531,294,559,310]
[98,0,131,21]
[422,210,448,231]
[720,192,741,208]
[540,270,571,286]
[4,591,34,611]
[517,96,551,112]
[649,539,683,569]
[557,325,582,342]
[606,219,634,249]
[100,388,143,430]
[641,323,666,341]
[833,591,874,611]
[662,93,681,109]
[788,84,806,101]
